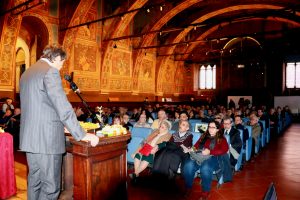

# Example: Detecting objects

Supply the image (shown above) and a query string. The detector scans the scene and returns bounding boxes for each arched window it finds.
[199,65,206,89]
[199,64,216,89]
[286,62,300,88]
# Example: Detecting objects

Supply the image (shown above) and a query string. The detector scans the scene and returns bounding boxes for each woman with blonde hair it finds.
[130,120,172,181]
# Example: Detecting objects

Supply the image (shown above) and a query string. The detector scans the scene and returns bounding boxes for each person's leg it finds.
[26,153,42,200]
[136,160,149,175]
[182,158,200,189]
[200,157,219,192]
[39,154,62,200]
[134,157,141,175]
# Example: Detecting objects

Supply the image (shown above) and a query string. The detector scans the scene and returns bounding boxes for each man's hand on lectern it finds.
[81,133,99,147]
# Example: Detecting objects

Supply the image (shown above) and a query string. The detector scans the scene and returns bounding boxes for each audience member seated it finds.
[0,109,13,126]
[130,108,140,122]
[1,98,14,114]
[152,120,193,178]
[222,116,242,170]
[182,121,232,200]
[74,107,88,122]
[214,113,224,129]
[140,109,154,123]
[130,120,172,182]
[151,110,172,130]
[188,110,196,120]
[122,114,133,130]
[134,114,151,128]
[173,110,180,122]
[112,115,122,125]
[269,108,278,135]
[198,110,210,122]
[171,111,192,132]
[250,115,262,156]
[258,108,269,130]
[205,109,214,122]
[4,108,21,149]
[234,115,249,149]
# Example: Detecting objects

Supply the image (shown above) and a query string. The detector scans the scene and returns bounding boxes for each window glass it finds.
[199,64,216,89]
[286,62,295,88]
[199,65,206,89]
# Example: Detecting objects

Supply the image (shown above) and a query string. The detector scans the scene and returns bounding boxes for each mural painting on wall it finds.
[61,0,95,87]
[140,59,154,79]
[162,64,175,93]
[184,66,193,93]
[74,43,97,71]
[111,50,131,77]
[139,59,155,92]
[77,12,96,40]
[0,14,22,86]
[76,77,100,90]
[110,79,131,91]
[175,66,185,93]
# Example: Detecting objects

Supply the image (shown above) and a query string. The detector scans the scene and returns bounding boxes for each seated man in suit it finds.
[222,116,242,169]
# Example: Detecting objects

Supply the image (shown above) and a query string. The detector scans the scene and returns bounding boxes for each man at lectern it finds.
[19,44,99,200]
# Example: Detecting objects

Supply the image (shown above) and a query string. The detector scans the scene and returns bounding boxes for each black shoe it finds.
[130,173,138,185]
[183,188,192,199]
[129,173,136,179]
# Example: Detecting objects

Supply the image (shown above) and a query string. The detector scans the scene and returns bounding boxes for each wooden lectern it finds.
[67,134,131,200]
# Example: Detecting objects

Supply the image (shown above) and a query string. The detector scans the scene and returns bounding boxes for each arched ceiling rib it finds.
[181,17,300,61]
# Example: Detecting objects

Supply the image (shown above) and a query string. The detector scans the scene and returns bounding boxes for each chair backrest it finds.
[130,121,136,126]
[191,132,201,145]
[189,119,202,124]
[131,127,152,139]
[242,117,250,124]
[189,119,201,132]
[259,120,266,133]
[238,129,243,144]
[127,136,144,164]
[245,125,252,138]
[263,182,277,200]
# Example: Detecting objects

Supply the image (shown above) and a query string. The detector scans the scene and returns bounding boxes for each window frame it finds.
[199,64,216,90]
[286,62,300,89]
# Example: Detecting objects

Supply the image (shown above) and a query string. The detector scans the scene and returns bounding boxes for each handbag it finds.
[139,143,153,156]
[189,151,211,165]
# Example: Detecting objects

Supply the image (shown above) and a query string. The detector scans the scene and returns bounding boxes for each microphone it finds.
[64,74,72,82]
[64,74,80,93]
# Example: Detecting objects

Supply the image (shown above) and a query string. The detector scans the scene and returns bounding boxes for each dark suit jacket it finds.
[223,127,242,167]
[20,59,85,154]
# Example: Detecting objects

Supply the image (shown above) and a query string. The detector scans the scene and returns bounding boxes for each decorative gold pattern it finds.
[74,43,97,71]
[111,50,131,77]
[76,77,100,90]
[0,13,22,86]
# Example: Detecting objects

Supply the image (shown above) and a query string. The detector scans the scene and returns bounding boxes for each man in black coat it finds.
[222,116,242,169]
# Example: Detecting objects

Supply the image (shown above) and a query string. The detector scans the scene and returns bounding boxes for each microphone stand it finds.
[69,82,104,129]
